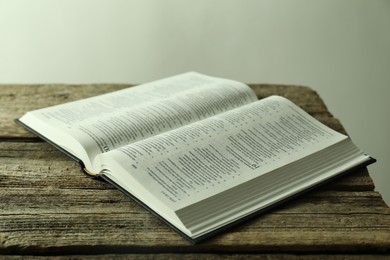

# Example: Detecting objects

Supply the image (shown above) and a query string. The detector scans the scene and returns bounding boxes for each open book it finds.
[17,72,375,242]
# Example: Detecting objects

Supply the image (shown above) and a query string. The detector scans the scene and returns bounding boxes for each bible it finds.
[16,72,375,243]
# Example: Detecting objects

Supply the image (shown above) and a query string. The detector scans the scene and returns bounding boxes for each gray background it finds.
[1,0,389,205]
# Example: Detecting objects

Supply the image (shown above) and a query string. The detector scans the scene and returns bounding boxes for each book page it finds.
[99,96,347,210]
[20,72,257,171]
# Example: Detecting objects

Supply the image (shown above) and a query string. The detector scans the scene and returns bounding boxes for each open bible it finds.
[17,72,375,242]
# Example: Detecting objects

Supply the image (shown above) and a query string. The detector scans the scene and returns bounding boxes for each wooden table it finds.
[1,84,389,258]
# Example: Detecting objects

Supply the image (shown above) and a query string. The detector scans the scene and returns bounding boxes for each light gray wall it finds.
[1,0,389,205]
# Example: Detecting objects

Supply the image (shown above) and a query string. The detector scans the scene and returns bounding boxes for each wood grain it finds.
[0,84,388,256]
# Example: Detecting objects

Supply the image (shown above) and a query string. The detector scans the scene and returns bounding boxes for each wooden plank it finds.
[1,199,389,254]
[0,142,375,192]
[1,184,389,251]
[1,142,389,254]
[1,186,388,216]
[0,183,389,218]
[0,84,345,139]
